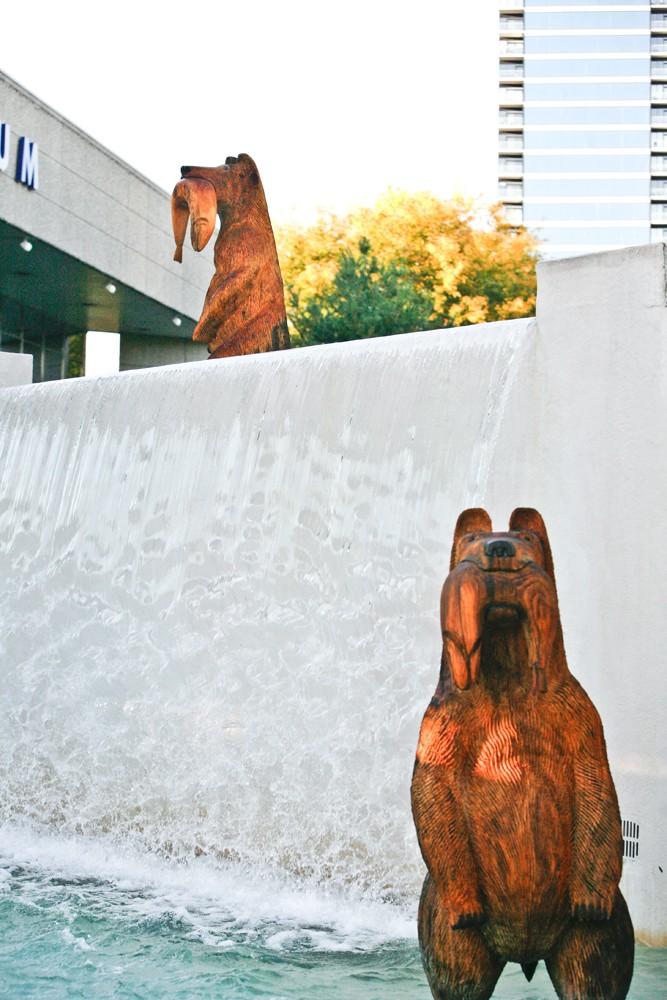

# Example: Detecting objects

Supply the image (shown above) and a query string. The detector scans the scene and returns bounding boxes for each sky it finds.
[3,0,500,227]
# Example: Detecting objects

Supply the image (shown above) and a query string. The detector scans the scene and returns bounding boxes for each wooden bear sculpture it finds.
[411,508,634,1000]
[171,154,290,359]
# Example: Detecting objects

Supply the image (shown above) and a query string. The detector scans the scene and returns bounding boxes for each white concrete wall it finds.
[0,350,32,388]
[0,244,664,944]
[528,244,667,945]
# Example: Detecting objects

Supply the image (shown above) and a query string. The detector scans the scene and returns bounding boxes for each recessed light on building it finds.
[172,316,182,327]
[20,238,32,252]
[105,282,117,295]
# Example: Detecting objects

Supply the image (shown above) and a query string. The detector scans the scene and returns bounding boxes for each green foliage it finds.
[291,237,436,345]
[277,192,538,346]
[65,333,84,378]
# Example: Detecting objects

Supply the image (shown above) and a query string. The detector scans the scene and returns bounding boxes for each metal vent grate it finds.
[622,819,640,860]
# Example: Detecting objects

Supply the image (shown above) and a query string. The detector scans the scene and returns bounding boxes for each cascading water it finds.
[1,324,662,997]
[0,325,531,886]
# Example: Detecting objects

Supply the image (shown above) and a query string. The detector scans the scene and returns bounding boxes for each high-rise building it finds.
[498,1,667,258]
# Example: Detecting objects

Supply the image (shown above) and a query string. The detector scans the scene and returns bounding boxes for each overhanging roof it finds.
[0,219,196,343]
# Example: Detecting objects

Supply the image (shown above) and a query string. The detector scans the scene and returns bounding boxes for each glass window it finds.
[524,202,649,222]
[499,181,524,200]
[525,153,649,172]
[652,13,667,30]
[499,86,524,105]
[526,129,650,150]
[500,61,524,78]
[528,36,647,55]
[531,226,649,245]
[651,37,667,54]
[527,12,647,30]
[528,57,649,76]
[504,205,524,225]
[526,106,650,125]
[500,108,525,126]
[525,1,645,5]
[652,107,667,124]
[499,156,524,175]
[525,178,649,197]
[650,227,667,242]
[651,203,667,222]
[652,131,667,150]
[652,59,667,77]
[499,133,524,151]
[651,154,667,172]
[651,179,667,196]
[500,14,524,33]
[526,81,649,101]
[501,39,525,56]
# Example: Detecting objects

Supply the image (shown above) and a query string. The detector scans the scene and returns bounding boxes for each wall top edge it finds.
[536,241,667,312]
[0,318,537,399]
[537,241,665,275]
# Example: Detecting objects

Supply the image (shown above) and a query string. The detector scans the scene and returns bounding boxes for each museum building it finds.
[0,70,212,382]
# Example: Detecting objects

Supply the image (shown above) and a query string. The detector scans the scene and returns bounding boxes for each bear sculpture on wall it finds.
[411,507,634,1000]
[171,154,290,359]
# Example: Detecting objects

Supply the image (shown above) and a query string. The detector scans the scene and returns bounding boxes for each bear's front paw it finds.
[451,909,486,931]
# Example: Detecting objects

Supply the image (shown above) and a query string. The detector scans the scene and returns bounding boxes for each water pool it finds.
[1,828,664,1000]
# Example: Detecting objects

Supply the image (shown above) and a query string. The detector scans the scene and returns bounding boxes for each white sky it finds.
[3,0,499,226]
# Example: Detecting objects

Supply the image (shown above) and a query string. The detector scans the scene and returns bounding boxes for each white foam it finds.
[61,927,94,951]
[0,823,416,950]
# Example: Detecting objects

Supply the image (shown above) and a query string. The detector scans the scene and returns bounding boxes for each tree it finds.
[276,192,538,345]
[291,237,435,345]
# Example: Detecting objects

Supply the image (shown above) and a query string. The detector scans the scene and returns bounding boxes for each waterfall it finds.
[0,322,534,902]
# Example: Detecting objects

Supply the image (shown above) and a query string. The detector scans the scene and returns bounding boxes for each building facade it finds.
[499,1,667,258]
[1,71,212,382]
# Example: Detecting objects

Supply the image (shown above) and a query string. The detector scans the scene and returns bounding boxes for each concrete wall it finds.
[0,350,32,388]
[0,244,664,944]
[0,71,212,320]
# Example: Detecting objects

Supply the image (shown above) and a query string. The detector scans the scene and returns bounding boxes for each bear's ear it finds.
[509,507,555,581]
[450,508,492,570]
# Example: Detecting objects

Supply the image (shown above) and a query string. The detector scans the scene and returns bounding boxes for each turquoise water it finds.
[1,828,664,1000]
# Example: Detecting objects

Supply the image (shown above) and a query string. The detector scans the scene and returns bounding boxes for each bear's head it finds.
[171,154,265,262]
[439,508,564,695]
[450,507,555,579]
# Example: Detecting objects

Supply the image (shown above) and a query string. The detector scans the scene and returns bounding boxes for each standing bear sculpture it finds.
[411,507,634,1000]
[171,154,290,359]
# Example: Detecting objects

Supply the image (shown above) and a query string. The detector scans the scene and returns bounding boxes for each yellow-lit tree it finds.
[276,191,538,345]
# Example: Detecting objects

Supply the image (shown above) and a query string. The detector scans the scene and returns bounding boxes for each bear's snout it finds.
[484,539,516,559]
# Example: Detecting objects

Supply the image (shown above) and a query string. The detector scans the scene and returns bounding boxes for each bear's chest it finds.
[460,709,568,789]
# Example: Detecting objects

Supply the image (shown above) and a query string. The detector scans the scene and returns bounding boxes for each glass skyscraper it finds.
[499,1,667,258]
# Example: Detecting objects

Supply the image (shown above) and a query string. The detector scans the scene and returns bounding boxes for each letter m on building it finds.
[15,137,39,190]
